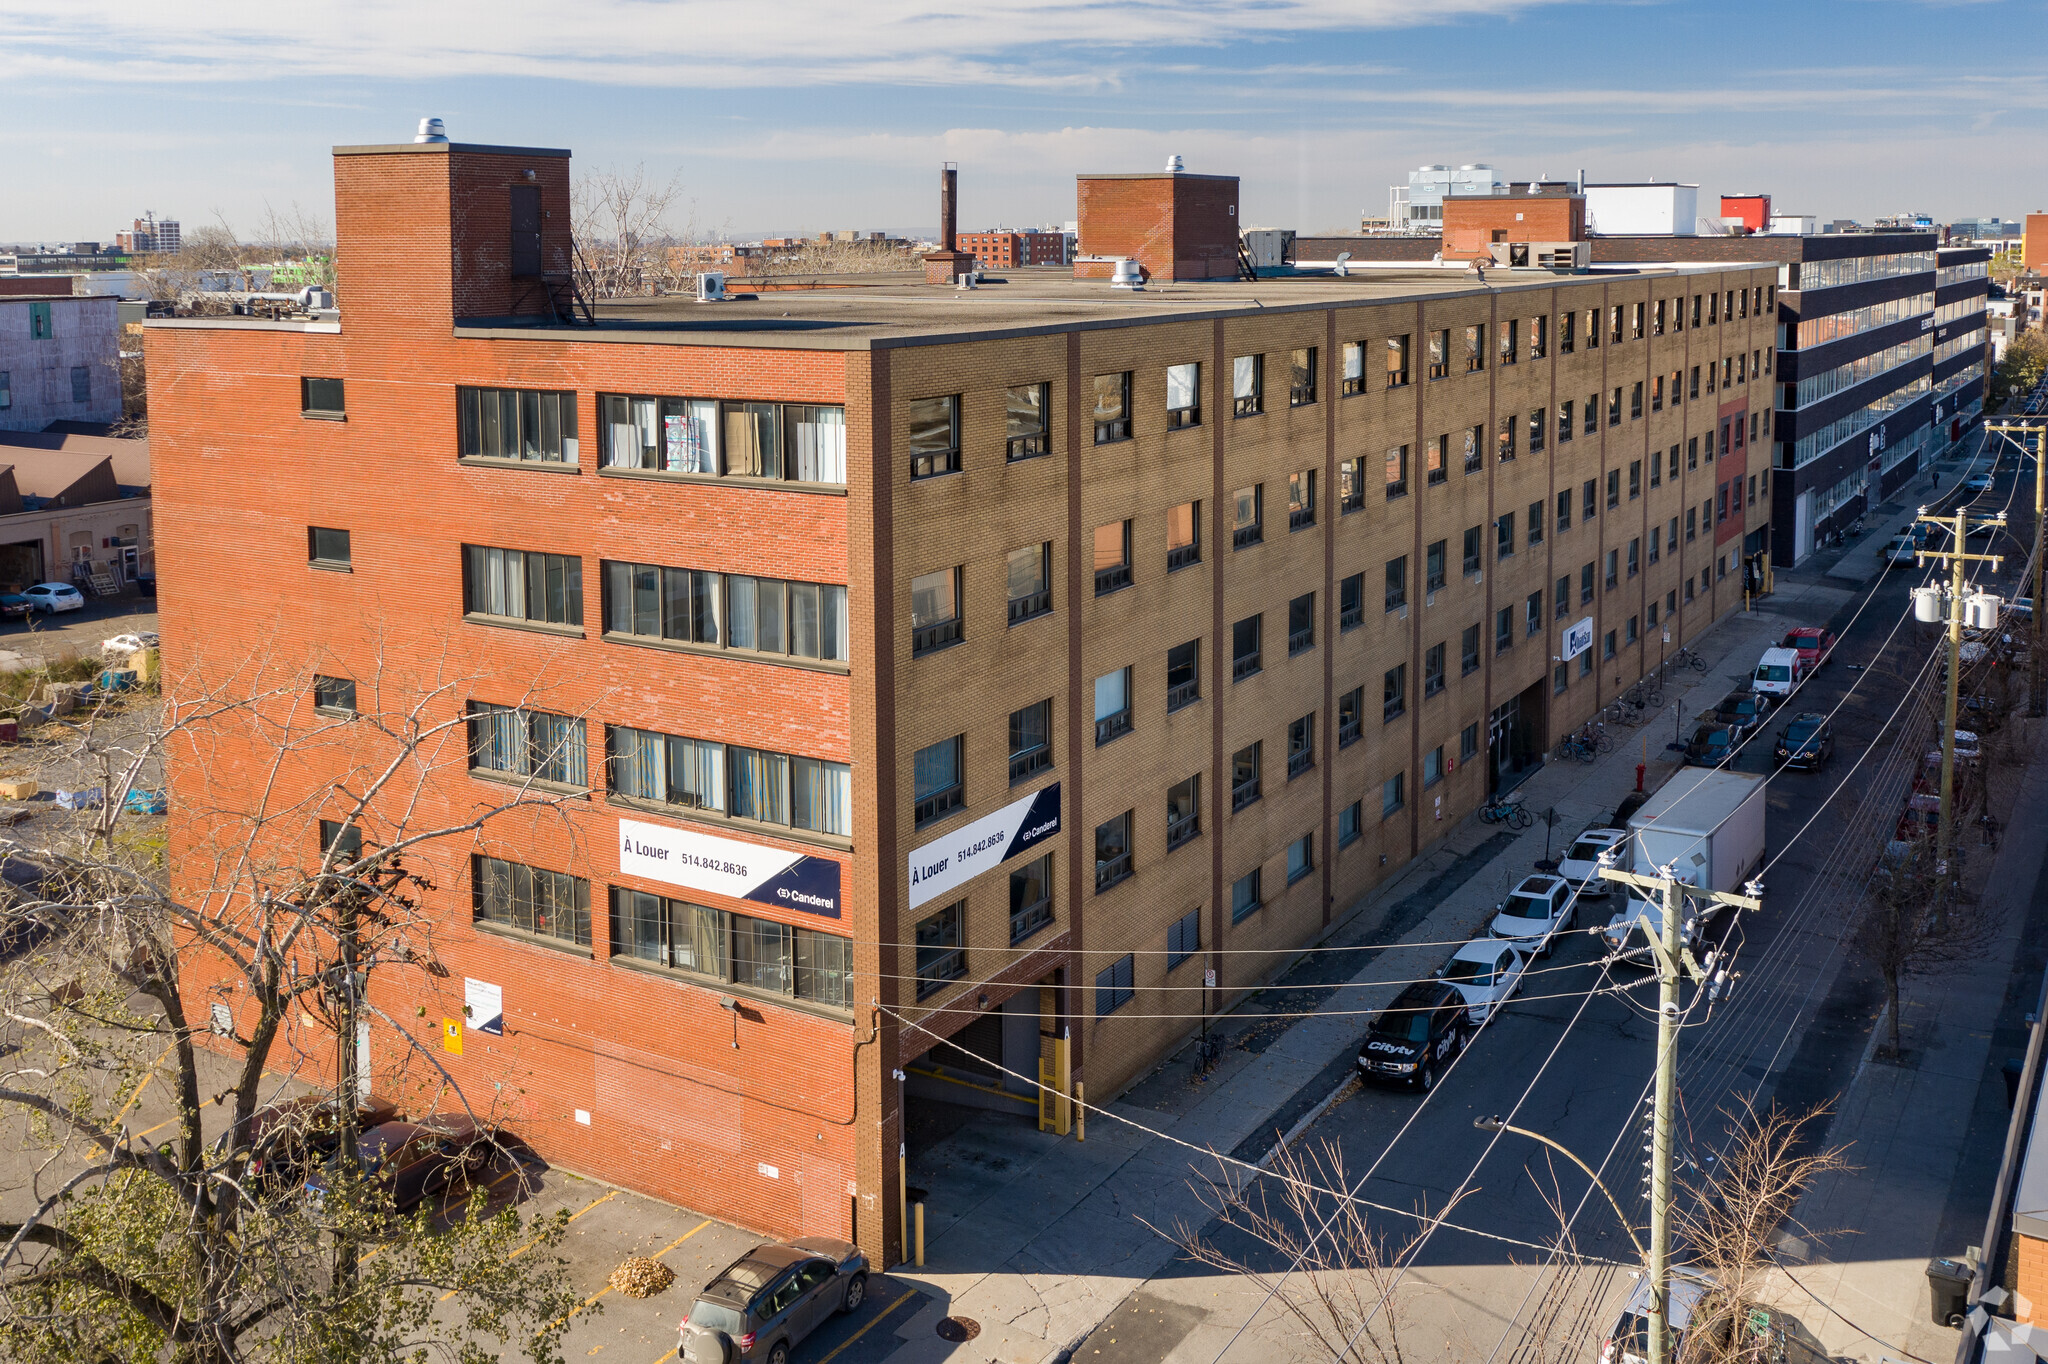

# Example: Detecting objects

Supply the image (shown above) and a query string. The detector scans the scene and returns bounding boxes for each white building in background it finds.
[1768,215,1817,236]
[1387,164,1505,233]
[1582,182,1700,236]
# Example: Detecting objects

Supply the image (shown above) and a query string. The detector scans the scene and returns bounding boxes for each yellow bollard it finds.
[1076,1081,1086,1142]
[914,1201,925,1267]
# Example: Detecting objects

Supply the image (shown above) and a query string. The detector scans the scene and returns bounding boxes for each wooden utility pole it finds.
[1915,508,2005,879]
[1980,420,2045,715]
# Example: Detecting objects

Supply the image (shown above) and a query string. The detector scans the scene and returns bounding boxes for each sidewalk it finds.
[880,583,1857,1364]
[1775,718,2048,1364]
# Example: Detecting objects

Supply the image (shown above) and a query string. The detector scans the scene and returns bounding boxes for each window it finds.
[1528,500,1545,548]
[1686,507,1697,541]
[1691,294,1702,328]
[1094,811,1133,892]
[313,675,357,716]
[1628,461,1641,500]
[1462,525,1482,577]
[1499,318,1519,365]
[307,526,351,569]
[0,371,9,410]
[911,567,962,654]
[1529,407,1546,456]
[1602,472,1616,511]
[1010,699,1052,782]
[1654,298,1666,336]
[1094,667,1133,745]
[1604,630,1617,661]
[1287,713,1315,778]
[1288,592,1316,655]
[1685,576,1695,602]
[1581,562,1595,604]
[1339,457,1366,513]
[1497,414,1517,463]
[1233,354,1263,416]
[1166,362,1201,429]
[914,902,966,996]
[1627,538,1640,578]
[1667,589,1678,616]
[1231,867,1263,923]
[1496,510,1515,560]
[1689,366,1701,401]
[1554,661,1569,694]
[1464,324,1486,373]
[1287,833,1315,884]
[1387,444,1411,498]
[1647,600,1659,628]
[602,562,848,662]
[1386,334,1410,387]
[1610,305,1624,345]
[1167,906,1202,966]
[1338,801,1362,848]
[1093,371,1132,443]
[476,855,590,948]
[1383,554,1409,613]
[1341,342,1366,396]
[1427,329,1450,380]
[1748,474,1758,507]
[1384,663,1407,719]
[1290,347,1317,405]
[1585,396,1598,435]
[1461,623,1481,675]
[600,394,706,472]
[1688,435,1699,470]
[1630,382,1643,420]
[908,395,961,477]
[1167,776,1201,852]
[1233,485,1263,548]
[1650,445,1662,487]
[1648,526,1661,565]
[1340,572,1365,630]
[1652,374,1664,414]
[1166,640,1201,712]
[1526,591,1542,638]
[302,377,345,416]
[913,735,965,826]
[1092,522,1132,595]
[67,364,91,405]
[988,854,1053,953]
[1626,615,1639,645]
[320,819,362,861]
[1557,487,1572,530]
[1094,954,1135,1015]
[1465,424,1484,475]
[1555,575,1570,619]
[1339,686,1364,745]
[1586,308,1600,348]
[1382,771,1405,818]
[1424,745,1445,787]
[1424,642,1446,697]
[1605,549,1619,589]
[464,546,583,628]
[27,301,52,341]
[1008,543,1053,622]
[1232,616,1262,681]
[1006,382,1051,460]
[1425,435,1446,487]
[1168,501,1201,570]
[1425,540,1447,592]
[1558,400,1574,445]
[458,386,578,466]
[1495,606,1513,653]
[1288,470,1316,530]
[1560,310,1576,355]
[1461,723,1480,761]
[470,702,587,788]
[1231,743,1261,810]
[1610,386,1623,427]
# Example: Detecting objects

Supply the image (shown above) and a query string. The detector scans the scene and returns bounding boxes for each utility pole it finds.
[1980,420,2045,716]
[1915,507,2005,879]
[1598,858,1762,1364]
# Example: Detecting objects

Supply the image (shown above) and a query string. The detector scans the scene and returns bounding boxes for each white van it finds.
[1751,646,1803,699]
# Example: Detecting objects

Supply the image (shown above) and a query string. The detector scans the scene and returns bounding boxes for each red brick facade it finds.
[1441,195,1585,262]
[1074,172,1239,281]
[957,231,1070,269]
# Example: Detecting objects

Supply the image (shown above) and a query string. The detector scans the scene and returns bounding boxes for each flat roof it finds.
[331,142,570,158]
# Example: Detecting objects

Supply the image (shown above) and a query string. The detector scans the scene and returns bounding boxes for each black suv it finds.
[1357,980,1469,1091]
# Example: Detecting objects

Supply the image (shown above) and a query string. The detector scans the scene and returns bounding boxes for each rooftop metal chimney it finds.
[415,117,448,144]
[940,163,958,252]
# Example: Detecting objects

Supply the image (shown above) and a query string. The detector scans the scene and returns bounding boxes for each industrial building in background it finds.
[114,213,181,256]
[146,127,1777,1271]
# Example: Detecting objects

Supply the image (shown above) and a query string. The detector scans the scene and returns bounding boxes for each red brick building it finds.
[149,131,1771,1273]
[957,230,1071,269]
[1073,169,1240,281]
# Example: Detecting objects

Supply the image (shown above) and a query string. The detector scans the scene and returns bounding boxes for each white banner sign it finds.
[618,817,842,917]
[1562,616,1594,662]
[464,977,503,1036]
[908,783,1062,911]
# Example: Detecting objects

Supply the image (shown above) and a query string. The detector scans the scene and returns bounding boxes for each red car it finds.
[1781,627,1835,671]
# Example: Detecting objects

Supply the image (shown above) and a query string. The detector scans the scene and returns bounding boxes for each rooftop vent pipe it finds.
[415,117,447,144]
[1110,258,1144,290]
[1165,154,1184,173]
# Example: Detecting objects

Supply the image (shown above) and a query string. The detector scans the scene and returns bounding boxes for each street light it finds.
[1474,1115,1646,1259]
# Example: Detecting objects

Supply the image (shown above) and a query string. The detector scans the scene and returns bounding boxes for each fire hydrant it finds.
[1635,762,1646,793]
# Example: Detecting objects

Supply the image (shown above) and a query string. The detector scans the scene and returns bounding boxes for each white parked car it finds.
[1489,874,1575,956]
[1557,828,1626,899]
[22,583,84,614]
[101,631,159,658]
[1750,646,1805,700]
[1438,938,1529,1024]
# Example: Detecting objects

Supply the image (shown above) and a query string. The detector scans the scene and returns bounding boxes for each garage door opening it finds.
[0,541,43,593]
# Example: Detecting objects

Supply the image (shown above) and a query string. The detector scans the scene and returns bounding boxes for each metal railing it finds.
[1231,778,1260,811]
[912,618,961,655]
[1094,853,1132,892]
[1094,711,1132,745]
[913,785,964,827]
[1167,543,1201,571]
[1232,652,1261,681]
[1167,679,1199,712]
[1166,814,1200,851]
[1093,563,1132,595]
[1008,746,1051,783]
[1007,590,1051,624]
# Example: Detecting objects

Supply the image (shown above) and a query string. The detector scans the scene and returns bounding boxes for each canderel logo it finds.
[778,889,836,909]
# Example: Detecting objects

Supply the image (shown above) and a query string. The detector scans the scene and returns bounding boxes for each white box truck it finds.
[1601,769,1767,960]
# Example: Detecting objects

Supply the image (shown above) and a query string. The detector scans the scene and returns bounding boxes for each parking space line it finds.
[441,1189,618,1301]
[542,1217,713,1333]
[812,1287,920,1364]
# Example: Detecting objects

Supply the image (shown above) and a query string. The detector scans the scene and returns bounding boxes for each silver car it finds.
[678,1237,868,1364]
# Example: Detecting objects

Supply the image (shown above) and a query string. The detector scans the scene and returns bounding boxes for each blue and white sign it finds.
[618,817,843,918]
[1562,616,1595,662]
[908,782,1061,911]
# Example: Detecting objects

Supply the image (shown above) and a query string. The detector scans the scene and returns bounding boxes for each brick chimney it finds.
[923,162,975,284]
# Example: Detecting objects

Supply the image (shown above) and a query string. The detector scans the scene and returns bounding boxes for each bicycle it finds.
[1624,681,1663,710]
[1670,645,1709,674]
[1479,794,1532,828]
[1195,1031,1223,1075]
[1557,734,1597,764]
[1576,720,1614,754]
[1608,700,1643,726]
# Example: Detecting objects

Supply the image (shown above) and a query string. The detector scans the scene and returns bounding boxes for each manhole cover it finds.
[935,1317,982,1342]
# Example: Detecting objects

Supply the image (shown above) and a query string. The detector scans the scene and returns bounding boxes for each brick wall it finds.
[1441,197,1584,262]
[1075,174,1238,282]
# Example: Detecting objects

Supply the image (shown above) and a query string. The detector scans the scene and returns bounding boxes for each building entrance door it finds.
[1488,683,1545,795]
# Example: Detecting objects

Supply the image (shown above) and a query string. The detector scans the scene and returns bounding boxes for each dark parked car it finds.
[302,1120,492,1213]
[1684,722,1737,767]
[1774,713,1835,770]
[214,1093,402,1190]
[678,1237,869,1364]
[1356,979,1470,1091]
[1709,690,1770,737]
[0,594,29,622]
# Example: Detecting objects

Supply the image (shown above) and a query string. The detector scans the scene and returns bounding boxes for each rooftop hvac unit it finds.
[695,271,728,302]
[1489,241,1589,271]
[1109,258,1145,290]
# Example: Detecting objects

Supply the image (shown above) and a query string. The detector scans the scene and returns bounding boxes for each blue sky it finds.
[2,0,2043,244]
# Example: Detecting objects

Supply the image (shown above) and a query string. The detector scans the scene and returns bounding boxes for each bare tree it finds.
[0,642,595,1363]
[1670,1101,1851,1364]
[1856,834,2003,1058]
[571,166,685,299]
[249,203,337,295]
